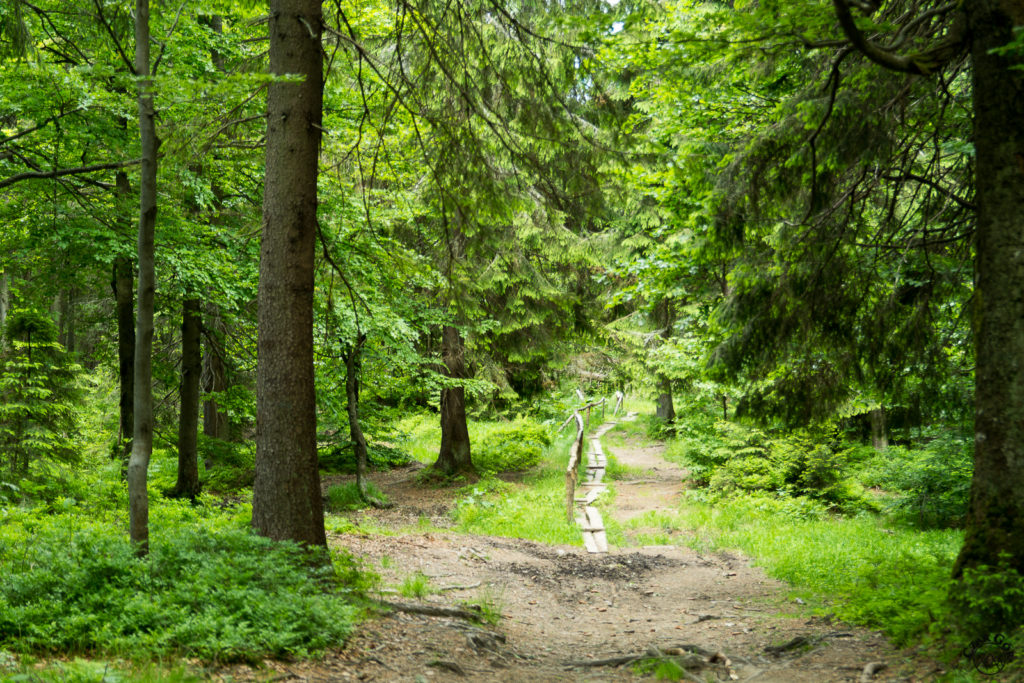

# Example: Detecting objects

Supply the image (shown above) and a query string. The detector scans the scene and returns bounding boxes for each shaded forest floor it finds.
[216,420,947,682]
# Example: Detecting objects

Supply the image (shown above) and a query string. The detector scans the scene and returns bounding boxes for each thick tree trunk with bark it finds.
[171,298,201,500]
[953,0,1024,577]
[202,304,229,440]
[251,0,327,547]
[127,0,157,554]
[434,325,474,476]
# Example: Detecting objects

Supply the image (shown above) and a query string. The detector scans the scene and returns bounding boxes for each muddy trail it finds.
[225,417,942,682]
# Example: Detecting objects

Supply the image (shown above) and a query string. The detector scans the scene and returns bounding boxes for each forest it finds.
[0,0,1022,680]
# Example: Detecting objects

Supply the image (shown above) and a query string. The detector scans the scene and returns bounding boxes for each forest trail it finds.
[222,418,937,682]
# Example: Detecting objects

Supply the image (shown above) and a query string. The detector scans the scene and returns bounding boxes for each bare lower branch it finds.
[0,158,142,190]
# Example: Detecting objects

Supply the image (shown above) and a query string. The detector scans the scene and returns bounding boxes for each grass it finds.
[0,656,203,682]
[398,571,434,599]
[635,490,962,646]
[325,481,389,511]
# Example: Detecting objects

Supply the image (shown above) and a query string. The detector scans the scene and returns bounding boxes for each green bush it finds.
[325,481,389,511]
[875,435,972,529]
[198,436,255,492]
[951,553,1024,640]
[469,417,552,474]
[318,441,412,473]
[0,517,364,662]
[672,419,869,512]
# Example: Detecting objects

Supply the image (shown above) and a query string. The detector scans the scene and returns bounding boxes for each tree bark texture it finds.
[869,407,888,450]
[344,337,372,500]
[655,299,675,425]
[0,270,9,339]
[172,298,202,499]
[127,0,157,554]
[435,325,474,476]
[202,303,229,440]
[112,168,135,464]
[954,0,1024,577]
[252,0,327,547]
[112,254,135,456]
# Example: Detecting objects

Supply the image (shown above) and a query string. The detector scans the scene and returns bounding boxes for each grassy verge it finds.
[0,489,368,667]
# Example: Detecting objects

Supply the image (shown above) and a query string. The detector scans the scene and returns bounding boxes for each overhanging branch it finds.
[0,158,142,190]
[832,0,965,75]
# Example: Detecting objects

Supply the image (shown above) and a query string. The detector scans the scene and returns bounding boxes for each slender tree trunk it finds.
[251,0,327,547]
[654,299,676,427]
[434,325,474,476]
[0,269,9,338]
[656,377,676,423]
[869,407,888,450]
[112,250,135,459]
[344,335,385,506]
[127,0,157,554]
[202,303,229,440]
[171,298,201,500]
[953,0,1024,578]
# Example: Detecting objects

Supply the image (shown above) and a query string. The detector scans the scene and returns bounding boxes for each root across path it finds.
[220,420,942,682]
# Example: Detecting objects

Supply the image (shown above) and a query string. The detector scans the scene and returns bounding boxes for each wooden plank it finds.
[592,529,609,553]
[582,532,601,553]
[585,506,604,529]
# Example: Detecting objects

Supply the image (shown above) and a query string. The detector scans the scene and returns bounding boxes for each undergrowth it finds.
[0,499,368,664]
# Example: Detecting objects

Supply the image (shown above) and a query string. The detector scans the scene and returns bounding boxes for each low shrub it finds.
[318,441,413,473]
[325,481,389,511]
[874,435,973,529]
[0,516,365,662]
[469,416,552,474]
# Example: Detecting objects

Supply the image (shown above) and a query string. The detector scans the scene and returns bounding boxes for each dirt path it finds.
[224,419,941,682]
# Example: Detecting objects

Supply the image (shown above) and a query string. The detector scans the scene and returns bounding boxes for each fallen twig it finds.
[438,581,482,592]
[379,600,483,621]
[859,661,887,682]
[764,635,813,655]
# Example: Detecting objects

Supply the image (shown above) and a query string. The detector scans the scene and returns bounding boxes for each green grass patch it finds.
[677,491,961,645]
[451,435,581,545]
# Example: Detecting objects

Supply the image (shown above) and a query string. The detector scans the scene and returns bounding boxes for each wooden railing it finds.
[560,397,606,523]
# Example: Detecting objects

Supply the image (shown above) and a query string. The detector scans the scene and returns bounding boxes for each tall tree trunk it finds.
[58,287,75,352]
[869,407,888,450]
[171,298,201,500]
[251,0,327,547]
[127,0,157,555]
[202,303,229,440]
[0,269,9,338]
[112,250,135,460]
[434,325,474,476]
[344,335,385,506]
[654,299,675,427]
[953,0,1024,578]
[656,377,675,423]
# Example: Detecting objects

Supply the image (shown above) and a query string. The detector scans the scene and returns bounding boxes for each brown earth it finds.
[217,420,950,682]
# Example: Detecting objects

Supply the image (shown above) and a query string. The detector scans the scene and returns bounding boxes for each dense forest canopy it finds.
[0,0,1023,667]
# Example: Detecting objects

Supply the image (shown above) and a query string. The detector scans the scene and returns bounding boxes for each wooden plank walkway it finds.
[573,415,635,553]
